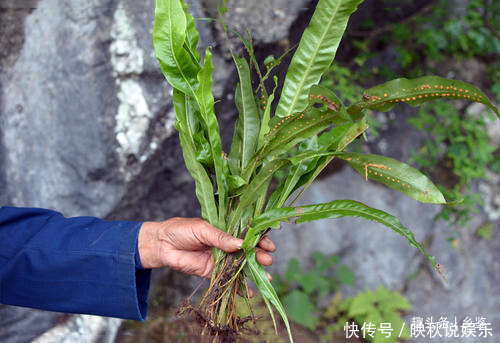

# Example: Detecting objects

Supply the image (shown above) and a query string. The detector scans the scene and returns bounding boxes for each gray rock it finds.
[0,0,204,342]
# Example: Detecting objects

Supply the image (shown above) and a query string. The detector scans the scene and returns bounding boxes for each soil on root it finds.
[174,251,264,343]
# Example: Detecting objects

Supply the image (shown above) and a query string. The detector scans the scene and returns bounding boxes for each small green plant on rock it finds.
[272,252,355,331]
[153,0,500,341]
[327,285,412,343]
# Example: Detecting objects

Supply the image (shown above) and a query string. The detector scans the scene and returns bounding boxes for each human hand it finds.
[137,218,275,278]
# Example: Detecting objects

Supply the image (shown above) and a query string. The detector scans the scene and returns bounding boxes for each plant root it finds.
[176,252,265,343]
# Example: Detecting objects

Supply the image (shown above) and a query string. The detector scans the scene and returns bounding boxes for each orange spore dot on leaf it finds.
[412,97,416,100]
[384,93,388,97]
[434,85,438,89]
[406,98,411,101]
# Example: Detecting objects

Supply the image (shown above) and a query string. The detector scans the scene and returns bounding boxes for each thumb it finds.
[196,222,243,252]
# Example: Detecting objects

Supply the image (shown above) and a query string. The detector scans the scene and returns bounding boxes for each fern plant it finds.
[152,0,499,341]
[332,285,413,343]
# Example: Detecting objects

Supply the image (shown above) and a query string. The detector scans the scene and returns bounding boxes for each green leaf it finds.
[282,290,317,330]
[242,200,436,268]
[289,118,369,205]
[228,158,290,233]
[275,0,364,118]
[181,0,201,63]
[261,102,343,159]
[245,249,294,343]
[228,56,261,175]
[173,89,218,224]
[337,264,355,286]
[153,0,200,97]
[272,137,321,209]
[257,76,278,150]
[299,271,327,295]
[285,258,302,282]
[338,152,447,204]
[227,174,247,191]
[195,50,227,229]
[348,76,500,118]
[348,289,376,317]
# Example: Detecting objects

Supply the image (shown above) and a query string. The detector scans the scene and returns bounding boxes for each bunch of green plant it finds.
[327,285,412,343]
[152,0,500,341]
[271,252,355,331]
[408,101,497,225]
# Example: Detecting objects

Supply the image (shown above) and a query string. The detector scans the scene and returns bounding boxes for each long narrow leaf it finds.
[242,200,436,268]
[275,0,364,118]
[228,56,261,175]
[173,89,218,224]
[257,76,278,149]
[338,152,447,204]
[154,0,200,97]
[348,76,500,118]
[196,50,226,229]
[181,0,201,63]
[245,249,294,343]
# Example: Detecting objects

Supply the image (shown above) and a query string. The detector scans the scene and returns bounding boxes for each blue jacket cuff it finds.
[0,207,152,321]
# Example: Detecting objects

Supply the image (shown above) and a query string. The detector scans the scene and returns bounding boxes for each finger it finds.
[192,220,243,252]
[257,236,276,252]
[237,286,254,298]
[267,272,273,282]
[256,248,273,266]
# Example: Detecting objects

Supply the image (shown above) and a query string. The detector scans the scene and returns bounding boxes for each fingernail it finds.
[235,240,243,249]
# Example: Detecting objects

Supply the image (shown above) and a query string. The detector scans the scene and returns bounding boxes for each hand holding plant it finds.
[138,218,275,277]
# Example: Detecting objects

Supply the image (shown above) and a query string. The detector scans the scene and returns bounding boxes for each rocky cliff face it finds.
[1,0,498,342]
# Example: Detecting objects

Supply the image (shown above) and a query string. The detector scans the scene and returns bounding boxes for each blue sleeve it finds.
[0,207,152,321]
